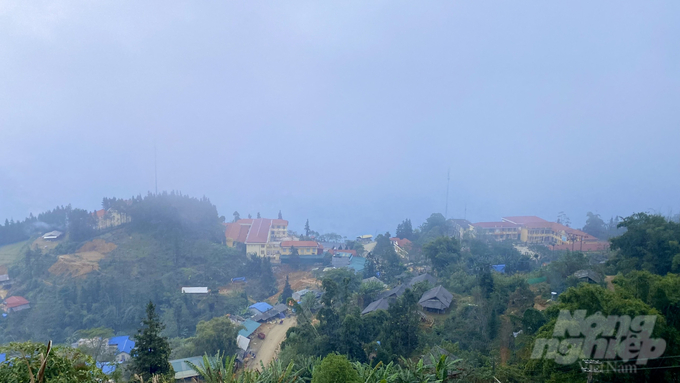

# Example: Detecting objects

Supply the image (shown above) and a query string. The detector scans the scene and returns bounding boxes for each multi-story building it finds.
[473,216,600,247]
[280,241,323,256]
[224,218,289,261]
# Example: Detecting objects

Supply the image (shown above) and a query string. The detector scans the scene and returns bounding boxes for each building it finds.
[379,284,408,300]
[280,241,323,256]
[93,208,131,230]
[0,266,10,287]
[361,298,390,315]
[251,303,288,322]
[473,216,604,248]
[181,287,209,294]
[331,252,353,268]
[418,285,453,313]
[448,219,474,240]
[357,234,373,243]
[408,273,437,287]
[390,237,412,250]
[170,356,204,382]
[573,269,602,284]
[42,231,63,240]
[108,336,135,363]
[225,218,289,261]
[292,288,322,301]
[4,296,30,313]
[249,302,273,315]
[236,319,261,338]
[362,276,386,287]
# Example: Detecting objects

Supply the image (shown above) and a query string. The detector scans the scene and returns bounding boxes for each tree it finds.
[257,212,261,219]
[305,219,311,237]
[69,208,96,241]
[278,210,283,219]
[556,211,570,227]
[281,275,293,303]
[248,214,252,219]
[191,316,242,357]
[396,219,413,240]
[582,212,606,239]
[311,353,360,383]
[130,302,173,381]
[0,341,107,383]
[423,236,461,274]
[233,211,240,222]
[289,246,300,270]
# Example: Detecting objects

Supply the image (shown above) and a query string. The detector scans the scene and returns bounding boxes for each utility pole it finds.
[445,168,450,218]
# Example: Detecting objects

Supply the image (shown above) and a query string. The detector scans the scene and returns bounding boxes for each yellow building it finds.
[224,218,289,262]
[280,241,322,256]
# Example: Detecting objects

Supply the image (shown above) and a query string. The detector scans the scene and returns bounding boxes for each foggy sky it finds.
[1,1,679,237]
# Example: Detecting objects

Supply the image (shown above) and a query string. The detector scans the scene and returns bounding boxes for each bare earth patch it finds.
[48,239,117,277]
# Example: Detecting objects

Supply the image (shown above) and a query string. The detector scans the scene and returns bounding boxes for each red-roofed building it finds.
[390,237,413,250]
[501,216,547,225]
[224,218,290,261]
[4,296,30,313]
[281,241,323,256]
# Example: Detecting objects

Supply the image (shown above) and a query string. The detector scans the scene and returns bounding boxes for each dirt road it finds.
[250,317,297,370]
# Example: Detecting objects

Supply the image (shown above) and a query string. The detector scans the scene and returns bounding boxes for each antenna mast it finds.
[445,168,450,218]
[154,145,158,195]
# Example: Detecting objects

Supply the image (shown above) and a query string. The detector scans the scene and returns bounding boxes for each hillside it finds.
[0,193,275,344]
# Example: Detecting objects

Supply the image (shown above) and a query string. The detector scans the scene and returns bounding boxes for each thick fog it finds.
[1,1,679,236]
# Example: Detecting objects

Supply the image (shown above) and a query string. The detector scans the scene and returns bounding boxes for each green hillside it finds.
[0,193,276,344]
[0,240,29,266]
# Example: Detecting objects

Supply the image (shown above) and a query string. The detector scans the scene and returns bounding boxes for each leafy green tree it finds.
[396,219,413,240]
[130,302,174,381]
[233,211,240,222]
[191,316,242,357]
[582,211,607,239]
[311,354,360,383]
[423,236,461,274]
[0,341,107,383]
[280,275,294,303]
[383,289,421,359]
[68,208,96,241]
[185,352,239,383]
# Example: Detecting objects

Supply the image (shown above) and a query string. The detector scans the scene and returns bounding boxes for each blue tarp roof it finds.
[249,302,273,313]
[0,353,5,363]
[97,362,117,375]
[108,336,135,354]
[237,319,261,338]
[491,264,506,273]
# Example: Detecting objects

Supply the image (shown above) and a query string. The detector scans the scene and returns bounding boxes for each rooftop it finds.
[502,216,548,225]
[249,302,273,313]
[108,336,135,355]
[237,319,261,338]
[361,298,390,315]
[473,222,520,228]
[280,241,319,248]
[4,296,29,308]
[245,219,272,244]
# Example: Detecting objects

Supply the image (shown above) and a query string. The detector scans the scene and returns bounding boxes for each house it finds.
[93,208,131,230]
[362,276,386,287]
[280,241,323,256]
[225,218,289,261]
[42,231,63,240]
[4,296,30,313]
[573,269,602,284]
[249,302,273,315]
[491,264,506,273]
[418,285,453,313]
[181,287,209,294]
[237,319,261,338]
[361,298,390,315]
[293,288,321,302]
[251,303,288,322]
[108,336,135,363]
[170,356,204,381]
[0,266,10,287]
[379,284,407,300]
[408,273,437,287]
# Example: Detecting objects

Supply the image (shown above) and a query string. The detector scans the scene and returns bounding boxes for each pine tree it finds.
[257,212,261,219]
[233,211,240,222]
[278,210,283,219]
[130,302,173,381]
[304,219,310,237]
[281,275,293,302]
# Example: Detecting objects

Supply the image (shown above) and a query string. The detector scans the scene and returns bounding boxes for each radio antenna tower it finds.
[154,144,158,195]
[445,168,450,218]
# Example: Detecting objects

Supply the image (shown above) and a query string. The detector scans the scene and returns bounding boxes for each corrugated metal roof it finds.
[245,219,272,244]
[170,356,204,380]
[237,319,261,338]
[361,298,390,315]
[108,336,135,355]
[249,302,273,313]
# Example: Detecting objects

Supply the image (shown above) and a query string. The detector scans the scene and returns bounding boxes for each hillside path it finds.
[250,316,296,370]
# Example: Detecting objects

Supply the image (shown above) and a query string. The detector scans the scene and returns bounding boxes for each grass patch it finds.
[0,240,29,266]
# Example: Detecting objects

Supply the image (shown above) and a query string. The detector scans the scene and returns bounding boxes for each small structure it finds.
[573,269,601,284]
[252,303,288,322]
[236,335,250,351]
[292,289,312,302]
[108,336,135,363]
[361,298,390,315]
[170,356,204,381]
[390,237,413,250]
[42,231,63,240]
[231,277,247,283]
[418,286,453,313]
[181,287,209,294]
[491,264,506,273]
[408,273,437,287]
[4,296,30,313]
